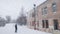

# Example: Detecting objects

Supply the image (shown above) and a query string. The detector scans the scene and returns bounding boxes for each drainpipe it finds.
[33,4,36,30]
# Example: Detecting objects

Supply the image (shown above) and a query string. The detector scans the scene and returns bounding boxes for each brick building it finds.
[27,0,60,33]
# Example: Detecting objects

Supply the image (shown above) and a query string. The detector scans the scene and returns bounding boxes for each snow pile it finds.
[0,23,52,34]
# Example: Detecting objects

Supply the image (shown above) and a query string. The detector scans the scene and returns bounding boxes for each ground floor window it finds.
[42,20,45,28]
[42,20,49,28]
[32,21,36,26]
[46,20,49,28]
[37,21,39,27]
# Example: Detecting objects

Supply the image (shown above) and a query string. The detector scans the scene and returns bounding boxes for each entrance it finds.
[53,19,58,30]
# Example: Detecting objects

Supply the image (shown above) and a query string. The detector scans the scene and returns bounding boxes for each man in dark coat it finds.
[15,24,17,33]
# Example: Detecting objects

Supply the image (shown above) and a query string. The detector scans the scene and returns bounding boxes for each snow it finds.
[0,23,52,34]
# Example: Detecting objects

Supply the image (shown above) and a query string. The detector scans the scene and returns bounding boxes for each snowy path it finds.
[0,23,52,34]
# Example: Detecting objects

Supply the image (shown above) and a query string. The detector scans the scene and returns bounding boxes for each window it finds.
[32,21,36,26]
[37,21,39,27]
[44,7,47,14]
[52,3,57,13]
[42,9,44,15]
[32,12,35,17]
[46,20,49,28]
[42,20,45,28]
[42,20,49,28]
[32,11,37,17]
[42,7,47,15]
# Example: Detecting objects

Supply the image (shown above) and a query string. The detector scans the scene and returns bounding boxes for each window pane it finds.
[52,3,57,12]
[42,20,45,28]
[44,7,47,14]
[42,7,47,15]
[46,20,49,28]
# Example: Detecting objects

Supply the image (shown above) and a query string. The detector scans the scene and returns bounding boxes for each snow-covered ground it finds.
[0,23,52,34]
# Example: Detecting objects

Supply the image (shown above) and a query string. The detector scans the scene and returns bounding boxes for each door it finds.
[54,19,58,30]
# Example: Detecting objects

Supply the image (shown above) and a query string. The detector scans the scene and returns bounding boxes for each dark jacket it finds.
[15,24,17,30]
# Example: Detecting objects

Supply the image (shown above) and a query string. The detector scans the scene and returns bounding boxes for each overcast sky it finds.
[0,0,46,19]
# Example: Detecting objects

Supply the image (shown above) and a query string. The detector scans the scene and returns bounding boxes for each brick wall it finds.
[27,0,60,33]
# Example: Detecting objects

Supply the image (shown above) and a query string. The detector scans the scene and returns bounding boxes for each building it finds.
[27,0,60,33]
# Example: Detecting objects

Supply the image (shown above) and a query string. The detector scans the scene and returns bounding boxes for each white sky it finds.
[0,0,46,20]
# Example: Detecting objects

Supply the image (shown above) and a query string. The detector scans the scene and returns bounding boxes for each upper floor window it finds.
[42,7,47,15]
[32,12,35,17]
[52,3,57,13]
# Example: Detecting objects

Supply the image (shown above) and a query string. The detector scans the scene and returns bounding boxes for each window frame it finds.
[42,7,48,16]
[42,20,49,28]
[52,3,57,13]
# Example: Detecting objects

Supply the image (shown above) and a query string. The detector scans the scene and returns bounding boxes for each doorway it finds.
[53,19,58,30]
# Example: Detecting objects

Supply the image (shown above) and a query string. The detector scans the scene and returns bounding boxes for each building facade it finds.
[27,0,60,33]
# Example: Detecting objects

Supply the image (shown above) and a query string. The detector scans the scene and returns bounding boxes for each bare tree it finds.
[16,7,27,25]
[6,16,11,23]
[0,17,6,27]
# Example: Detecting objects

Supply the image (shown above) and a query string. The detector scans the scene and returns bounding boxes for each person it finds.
[15,24,17,33]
